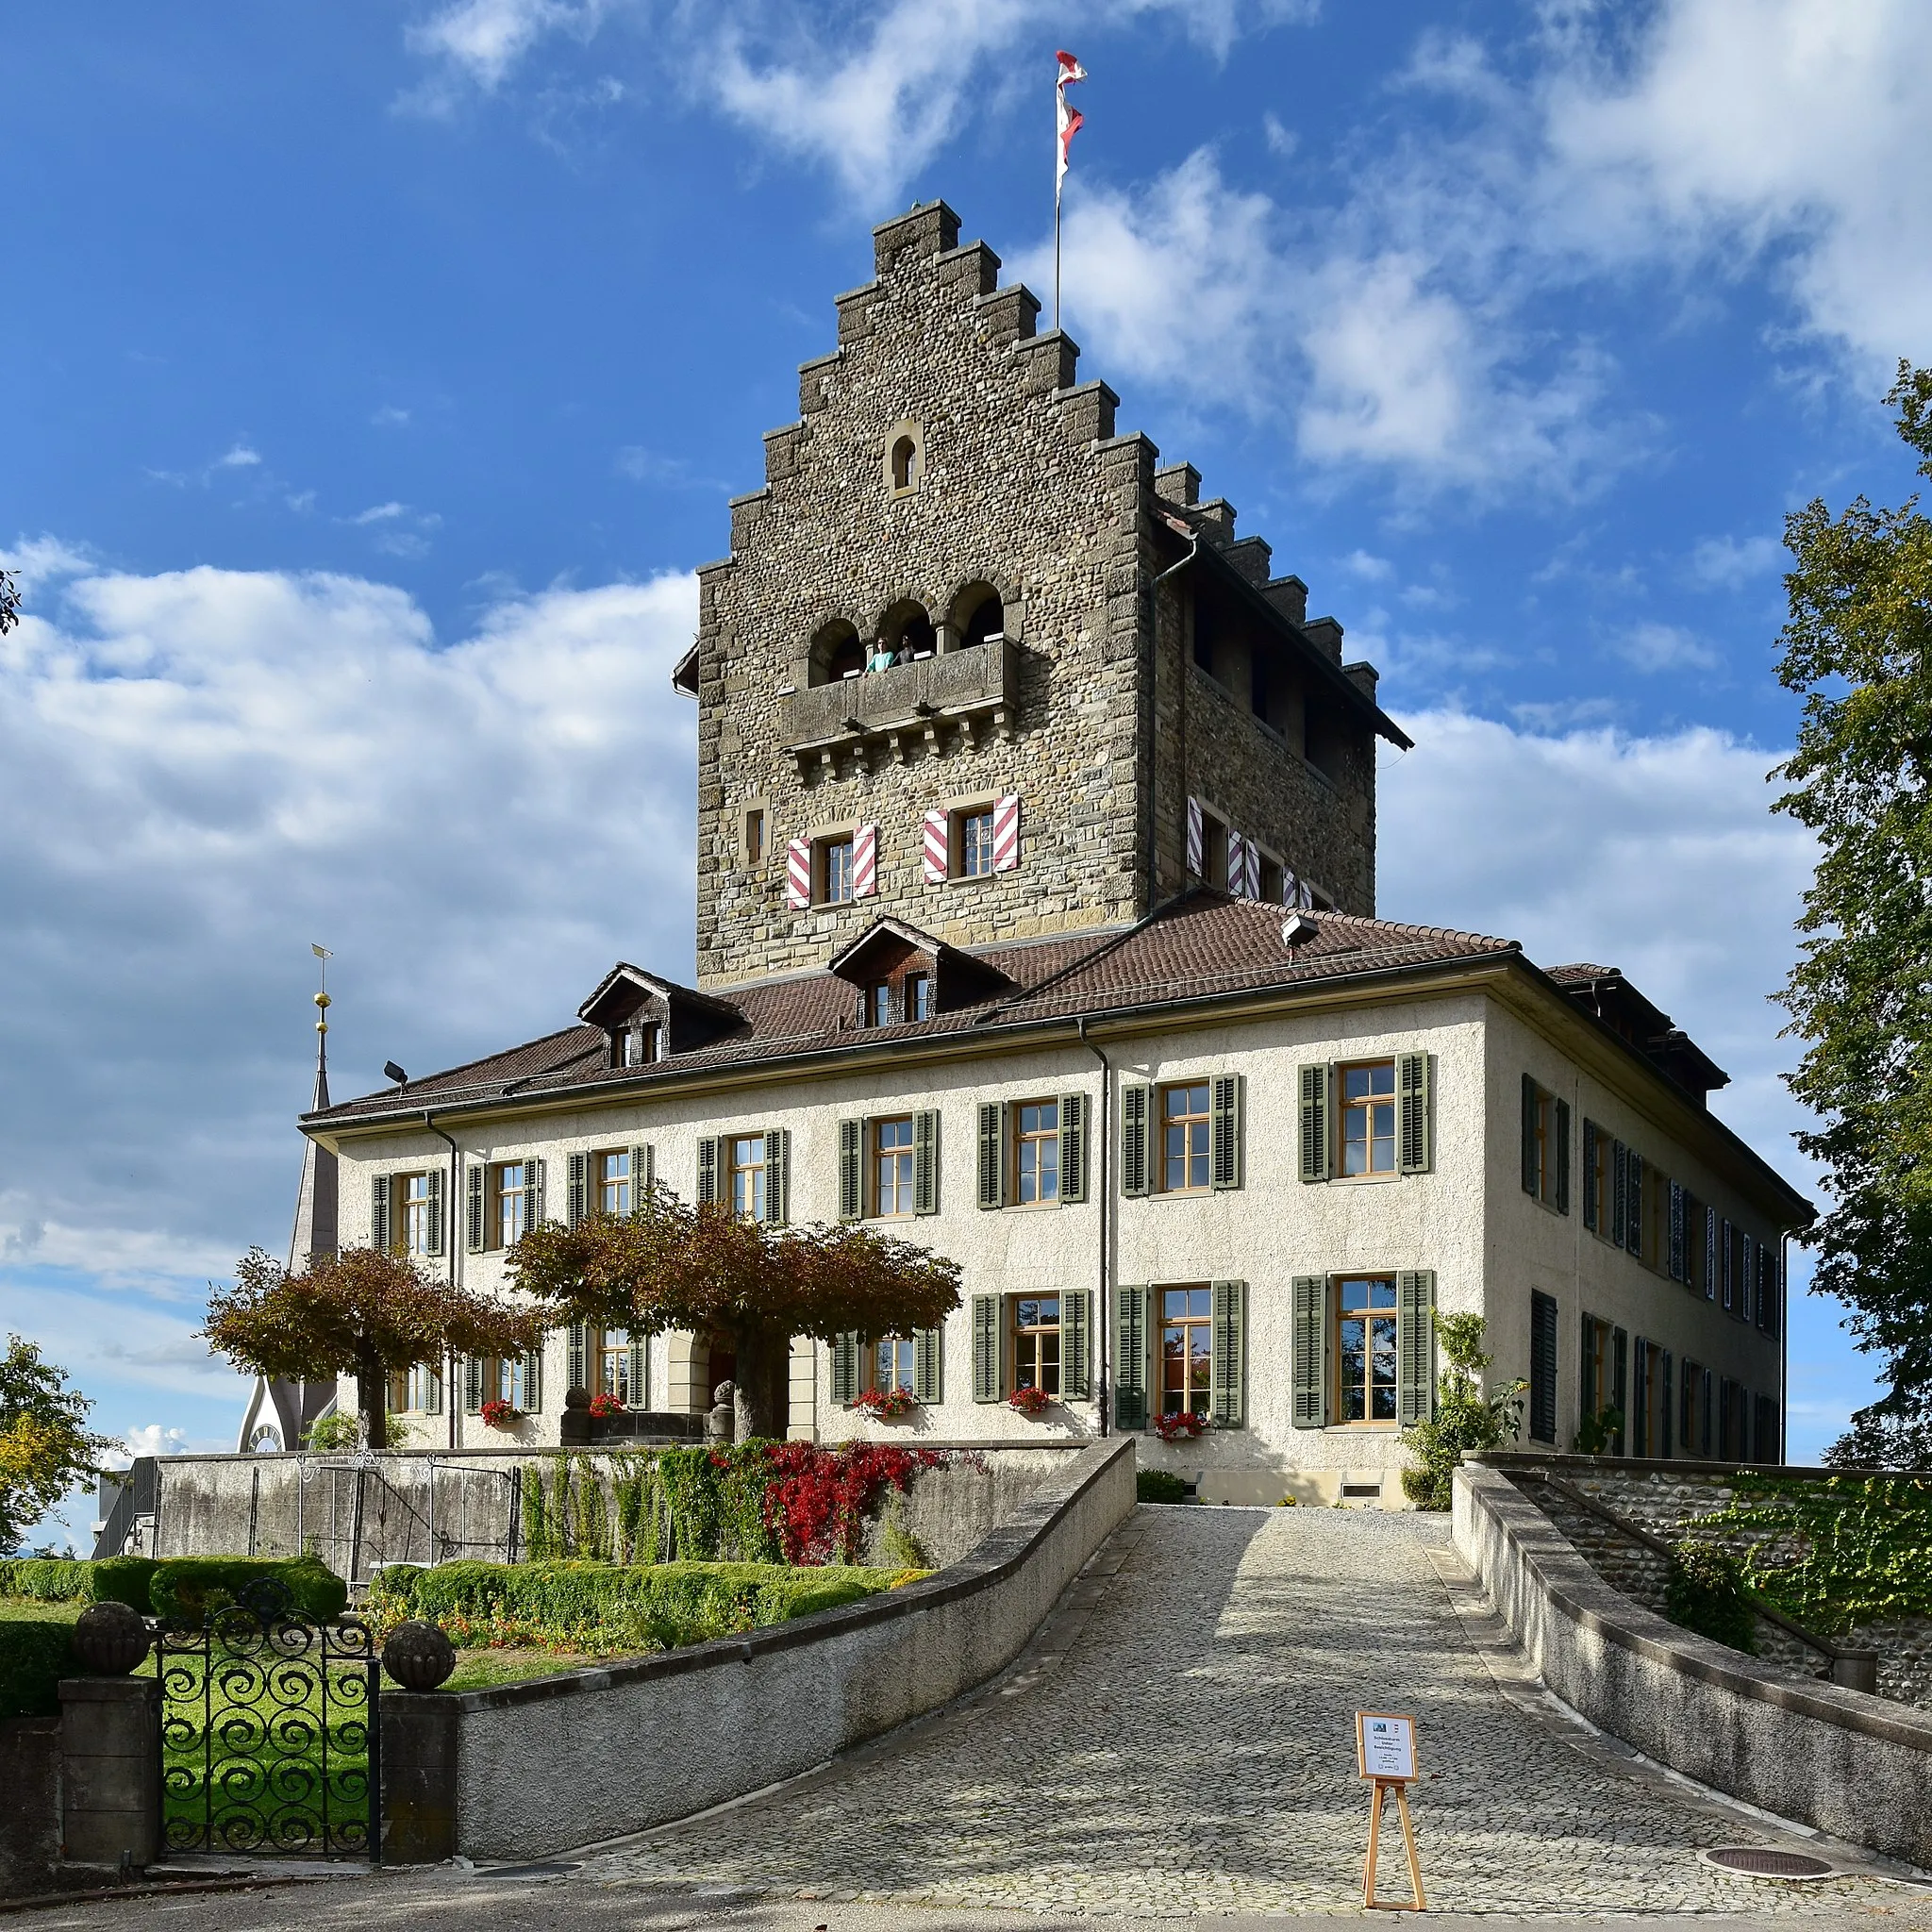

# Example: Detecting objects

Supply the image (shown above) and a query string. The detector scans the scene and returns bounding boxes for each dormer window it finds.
[618,1020,660,1068]
[907,972,932,1021]
[865,981,892,1027]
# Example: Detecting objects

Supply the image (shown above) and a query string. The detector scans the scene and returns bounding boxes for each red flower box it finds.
[478,1397,522,1429]
[587,1392,626,1419]
[1008,1386,1053,1418]
[852,1386,917,1421]
[1153,1410,1210,1442]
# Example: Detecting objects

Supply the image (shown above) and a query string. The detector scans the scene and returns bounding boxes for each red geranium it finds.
[587,1391,625,1418]
[1153,1409,1209,1442]
[478,1397,522,1429]
[852,1386,917,1421]
[1008,1386,1052,1418]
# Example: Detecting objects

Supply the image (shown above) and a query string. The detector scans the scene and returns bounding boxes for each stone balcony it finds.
[780,638,1017,771]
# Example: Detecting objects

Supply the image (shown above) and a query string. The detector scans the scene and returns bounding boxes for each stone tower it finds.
[678,201,1406,991]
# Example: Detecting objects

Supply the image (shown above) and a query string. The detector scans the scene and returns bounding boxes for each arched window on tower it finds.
[809,619,866,686]
[877,599,936,666]
[959,589,1005,649]
[891,435,918,492]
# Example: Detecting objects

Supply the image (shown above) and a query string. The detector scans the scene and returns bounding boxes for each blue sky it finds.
[6,0,1929,1539]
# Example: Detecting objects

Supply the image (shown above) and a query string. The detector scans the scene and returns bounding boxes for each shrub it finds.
[0,1556,158,1611]
[1665,1539,1759,1654]
[1138,1470,1190,1505]
[149,1555,347,1625]
[0,1607,78,1719]
[374,1557,906,1653]
[1401,1312,1525,1509]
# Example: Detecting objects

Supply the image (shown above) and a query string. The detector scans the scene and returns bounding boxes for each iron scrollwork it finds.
[157,1578,381,1859]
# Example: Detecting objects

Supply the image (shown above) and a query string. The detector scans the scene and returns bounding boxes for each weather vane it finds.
[311,943,332,1043]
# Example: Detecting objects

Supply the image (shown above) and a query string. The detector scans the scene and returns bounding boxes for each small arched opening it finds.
[809,619,866,686]
[890,435,918,492]
[874,599,937,668]
[955,586,1006,649]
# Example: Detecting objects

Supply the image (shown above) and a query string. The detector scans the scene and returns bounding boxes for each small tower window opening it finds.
[819,835,856,905]
[810,620,866,687]
[1200,809,1230,890]
[891,435,918,492]
[743,808,765,866]
[874,600,936,669]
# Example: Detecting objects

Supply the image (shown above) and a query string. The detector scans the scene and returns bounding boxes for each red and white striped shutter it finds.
[1186,797,1204,875]
[1280,866,1296,907]
[1242,839,1261,899]
[785,836,811,908]
[922,808,948,884]
[1226,830,1246,895]
[853,824,879,898]
[992,794,1021,872]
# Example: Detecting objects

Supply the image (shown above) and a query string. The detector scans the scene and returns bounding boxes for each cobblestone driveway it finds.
[586,1506,1901,1917]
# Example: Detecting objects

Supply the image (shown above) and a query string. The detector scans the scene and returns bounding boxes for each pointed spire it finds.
[311,942,332,1113]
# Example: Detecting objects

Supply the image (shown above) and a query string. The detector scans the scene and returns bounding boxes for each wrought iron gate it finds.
[156,1580,380,1859]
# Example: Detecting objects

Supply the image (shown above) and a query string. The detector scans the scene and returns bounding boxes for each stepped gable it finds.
[303,894,1517,1127]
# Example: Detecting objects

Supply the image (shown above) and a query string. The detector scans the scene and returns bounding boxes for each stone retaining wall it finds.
[381,1434,1137,1860]
[1455,1459,1932,1866]
[0,1716,59,1898]
[1484,1453,1932,1707]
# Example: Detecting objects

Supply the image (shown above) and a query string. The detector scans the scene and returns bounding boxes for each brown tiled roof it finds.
[307,892,1517,1127]
[1544,962,1617,984]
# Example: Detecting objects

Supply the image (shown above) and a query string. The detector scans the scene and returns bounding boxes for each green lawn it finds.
[0,1597,84,1622]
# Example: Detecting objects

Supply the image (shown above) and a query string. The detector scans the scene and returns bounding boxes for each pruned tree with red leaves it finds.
[508,1191,962,1441]
[204,1246,550,1449]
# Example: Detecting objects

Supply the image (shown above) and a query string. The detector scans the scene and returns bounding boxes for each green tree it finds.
[203,1247,549,1449]
[0,568,20,635]
[1400,1313,1525,1510]
[0,1335,114,1553]
[1775,360,1932,1464]
[509,1191,963,1441]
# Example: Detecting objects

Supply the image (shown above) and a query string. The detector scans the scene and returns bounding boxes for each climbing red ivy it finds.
[758,1441,954,1564]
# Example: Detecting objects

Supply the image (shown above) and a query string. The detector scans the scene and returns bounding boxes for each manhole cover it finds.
[1701,1846,1838,1880]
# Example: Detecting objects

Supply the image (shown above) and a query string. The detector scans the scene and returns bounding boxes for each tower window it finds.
[960,591,1005,648]
[743,808,765,866]
[958,808,995,877]
[819,836,855,905]
[891,435,917,492]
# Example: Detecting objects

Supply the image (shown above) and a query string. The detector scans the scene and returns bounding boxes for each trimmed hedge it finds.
[0,1605,79,1719]
[375,1558,905,1650]
[1137,1470,1190,1505]
[149,1556,348,1625]
[0,1556,159,1610]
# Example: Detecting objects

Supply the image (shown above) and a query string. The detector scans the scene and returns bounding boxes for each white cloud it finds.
[1611,619,1721,673]
[0,555,699,1400]
[1340,549,1392,581]
[1262,110,1297,158]
[111,1424,192,1465]
[215,442,261,469]
[406,0,610,96]
[372,405,413,427]
[350,501,408,525]
[1691,533,1783,590]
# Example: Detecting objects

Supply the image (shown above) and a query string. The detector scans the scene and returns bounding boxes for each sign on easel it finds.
[1355,1712,1425,1912]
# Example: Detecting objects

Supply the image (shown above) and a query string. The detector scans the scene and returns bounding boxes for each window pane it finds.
[1370,1316,1398,1421]
[824,840,854,903]
[961,812,994,877]
[1340,1318,1367,1423]
[908,974,931,1021]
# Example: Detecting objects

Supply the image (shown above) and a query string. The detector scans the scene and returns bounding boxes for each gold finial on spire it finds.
[311,944,332,1037]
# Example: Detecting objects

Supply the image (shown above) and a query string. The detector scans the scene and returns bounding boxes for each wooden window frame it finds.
[1199,808,1231,890]
[492,1161,531,1252]
[1338,1058,1399,1181]
[742,806,766,868]
[390,1361,441,1414]
[398,1172,436,1257]
[817,835,855,906]
[1158,1284,1213,1421]
[872,1334,916,1395]
[591,1327,638,1406]
[1011,1294,1063,1398]
[956,807,996,879]
[593,1147,634,1219]
[1012,1098,1062,1207]
[729,1135,769,1222]
[872,1115,916,1219]
[906,972,932,1022]
[1157,1080,1213,1194]
[1332,1274,1401,1427]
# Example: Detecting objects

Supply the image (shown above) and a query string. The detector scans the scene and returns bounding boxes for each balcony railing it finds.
[781,638,1017,759]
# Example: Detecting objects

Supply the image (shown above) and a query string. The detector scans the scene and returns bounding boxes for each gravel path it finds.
[583,1505,1899,1917]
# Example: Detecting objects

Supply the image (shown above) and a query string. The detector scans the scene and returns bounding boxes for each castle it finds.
[272,201,1804,1503]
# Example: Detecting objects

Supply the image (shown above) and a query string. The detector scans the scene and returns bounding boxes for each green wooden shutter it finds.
[463,1356,484,1415]
[830,1331,859,1406]
[1630,1339,1649,1456]
[764,1129,789,1224]
[1625,1155,1643,1256]
[1611,1326,1629,1454]
[1396,1271,1435,1426]
[1114,1285,1150,1429]
[1668,1181,1686,1281]
[526,1157,546,1230]
[631,1143,654,1210]
[466,1164,486,1253]
[1210,1074,1242,1191]
[696,1136,719,1206]
[1521,1074,1540,1195]
[1121,1084,1150,1197]
[1700,1366,1713,1457]
[913,1109,939,1215]
[1581,1121,1598,1232]
[1059,1091,1088,1204]
[1298,1066,1329,1183]
[976,1103,1006,1209]
[425,1168,444,1257]
[525,1345,543,1414]
[423,1359,442,1415]
[1658,1351,1672,1459]
[971,1294,1002,1402]
[913,1326,942,1404]
[1062,1291,1091,1400]
[1554,1099,1571,1214]
[1579,1311,1597,1416]
[1292,1275,1328,1427]
[1209,1280,1245,1426]
[1611,1141,1627,1244]
[1398,1053,1432,1174]
[838,1118,864,1222]
[567,1322,589,1392]
[371,1174,391,1252]
[567,1150,588,1226]
[627,1336,647,1407]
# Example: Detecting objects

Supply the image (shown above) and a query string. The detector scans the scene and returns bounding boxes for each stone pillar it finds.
[58,1677,158,1872]
[381,1693,459,1864]
[1831,1649,1880,1695]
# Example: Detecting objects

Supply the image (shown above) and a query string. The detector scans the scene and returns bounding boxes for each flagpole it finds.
[1054,182,1062,334]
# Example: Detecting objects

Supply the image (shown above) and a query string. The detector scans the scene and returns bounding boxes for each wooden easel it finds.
[1357,1711,1426,1912]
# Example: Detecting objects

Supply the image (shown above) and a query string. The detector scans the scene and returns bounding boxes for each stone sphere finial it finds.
[382,1620,457,1691]
[72,1600,150,1675]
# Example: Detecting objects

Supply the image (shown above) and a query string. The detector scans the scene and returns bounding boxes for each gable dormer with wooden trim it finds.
[576,964,745,1069]
[825,915,1012,1026]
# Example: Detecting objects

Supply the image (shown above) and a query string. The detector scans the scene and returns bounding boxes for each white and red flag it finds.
[1055,49,1087,199]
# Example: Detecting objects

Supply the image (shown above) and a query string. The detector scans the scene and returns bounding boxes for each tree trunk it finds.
[731,1326,787,1443]
[357,1357,388,1449]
